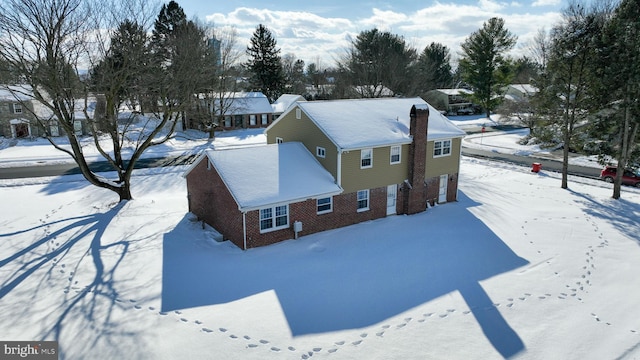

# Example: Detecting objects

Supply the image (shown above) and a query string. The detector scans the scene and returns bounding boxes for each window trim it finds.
[316,197,333,214]
[316,146,326,158]
[259,204,289,233]
[360,148,373,169]
[13,103,22,114]
[249,114,257,126]
[295,108,301,119]
[390,145,401,164]
[433,139,452,158]
[261,114,268,125]
[276,137,283,144]
[357,189,370,212]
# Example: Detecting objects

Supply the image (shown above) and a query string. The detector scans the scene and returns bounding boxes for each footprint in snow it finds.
[352,340,362,346]
[313,347,322,352]
[328,348,338,353]
[270,347,280,352]
[259,339,269,344]
[288,346,296,351]
[202,328,213,333]
[335,341,345,346]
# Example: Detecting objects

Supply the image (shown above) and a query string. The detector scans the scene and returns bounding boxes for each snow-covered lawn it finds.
[1,157,639,359]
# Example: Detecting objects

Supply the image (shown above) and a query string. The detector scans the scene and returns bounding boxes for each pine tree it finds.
[587,0,640,198]
[416,42,453,93]
[459,17,517,118]
[245,24,285,102]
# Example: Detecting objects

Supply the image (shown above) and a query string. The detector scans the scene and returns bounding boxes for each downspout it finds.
[456,137,462,201]
[336,148,342,187]
[242,211,247,250]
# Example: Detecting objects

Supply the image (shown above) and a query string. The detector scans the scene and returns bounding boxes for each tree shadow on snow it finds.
[568,189,640,245]
[162,191,529,359]
[0,202,153,360]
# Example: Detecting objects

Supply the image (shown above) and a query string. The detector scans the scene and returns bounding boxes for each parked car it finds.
[600,166,640,187]
[456,107,474,115]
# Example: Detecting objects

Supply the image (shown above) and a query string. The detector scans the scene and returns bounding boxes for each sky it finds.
[175,0,566,68]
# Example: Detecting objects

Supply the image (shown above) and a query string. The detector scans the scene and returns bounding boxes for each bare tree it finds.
[198,26,244,139]
[0,0,210,202]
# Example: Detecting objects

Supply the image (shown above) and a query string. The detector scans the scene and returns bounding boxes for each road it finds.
[461,147,602,179]
[0,154,197,179]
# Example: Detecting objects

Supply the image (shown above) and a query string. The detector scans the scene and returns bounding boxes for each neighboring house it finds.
[425,88,474,115]
[185,97,466,249]
[271,94,306,120]
[190,91,274,131]
[0,86,41,138]
[504,84,537,102]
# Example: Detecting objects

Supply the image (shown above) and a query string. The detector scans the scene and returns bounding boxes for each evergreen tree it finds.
[542,3,607,189]
[245,24,285,102]
[587,0,640,198]
[459,17,517,118]
[339,28,418,97]
[416,42,453,93]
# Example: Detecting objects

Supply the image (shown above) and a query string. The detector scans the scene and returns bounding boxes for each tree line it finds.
[0,0,637,201]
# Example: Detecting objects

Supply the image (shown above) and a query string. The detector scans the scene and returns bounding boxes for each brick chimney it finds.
[403,104,429,214]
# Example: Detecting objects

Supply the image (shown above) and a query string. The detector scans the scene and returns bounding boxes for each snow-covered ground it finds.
[2,120,639,359]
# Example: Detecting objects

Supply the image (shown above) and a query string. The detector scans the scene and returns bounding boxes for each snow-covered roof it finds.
[201,92,273,115]
[508,84,537,95]
[272,94,305,114]
[0,85,34,101]
[197,142,343,211]
[293,97,466,150]
[435,89,474,96]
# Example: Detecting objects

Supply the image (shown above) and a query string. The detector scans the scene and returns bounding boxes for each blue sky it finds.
[176,0,566,68]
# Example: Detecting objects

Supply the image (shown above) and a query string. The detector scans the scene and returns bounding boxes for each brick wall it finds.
[186,157,245,249]
[242,187,388,249]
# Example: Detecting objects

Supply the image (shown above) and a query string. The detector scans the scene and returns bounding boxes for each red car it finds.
[600,166,640,187]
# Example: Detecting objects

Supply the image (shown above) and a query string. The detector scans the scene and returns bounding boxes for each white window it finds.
[360,148,372,168]
[261,114,268,125]
[357,190,369,212]
[13,103,22,114]
[276,137,283,144]
[296,108,301,119]
[260,205,289,232]
[317,197,332,214]
[249,114,257,126]
[390,145,401,164]
[316,146,326,158]
[434,140,452,157]
[223,116,232,127]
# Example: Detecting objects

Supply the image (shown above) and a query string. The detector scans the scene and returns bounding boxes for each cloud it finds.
[201,3,562,68]
[532,0,561,6]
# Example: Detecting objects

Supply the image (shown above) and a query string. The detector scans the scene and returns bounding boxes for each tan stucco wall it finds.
[340,145,409,193]
[266,107,338,179]
[425,137,462,178]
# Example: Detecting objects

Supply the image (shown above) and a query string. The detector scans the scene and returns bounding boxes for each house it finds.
[504,84,537,102]
[0,86,42,138]
[271,94,306,120]
[189,91,274,131]
[424,88,474,115]
[184,97,466,249]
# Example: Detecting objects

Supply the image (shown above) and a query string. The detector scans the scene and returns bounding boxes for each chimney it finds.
[403,104,429,214]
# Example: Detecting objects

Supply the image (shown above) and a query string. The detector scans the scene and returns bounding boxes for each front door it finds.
[386,184,397,215]
[438,174,448,203]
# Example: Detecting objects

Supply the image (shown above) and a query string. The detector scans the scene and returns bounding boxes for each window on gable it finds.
[361,148,372,168]
[357,189,369,211]
[276,137,283,144]
[260,205,289,232]
[296,108,301,119]
[13,103,22,114]
[316,146,326,158]
[390,145,401,164]
[434,139,452,157]
[317,197,332,214]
